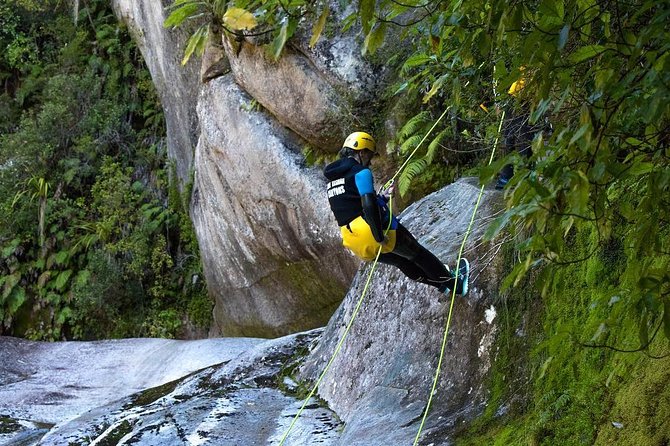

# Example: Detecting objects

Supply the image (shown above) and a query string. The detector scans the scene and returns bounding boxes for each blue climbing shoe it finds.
[454,258,470,296]
[440,259,469,296]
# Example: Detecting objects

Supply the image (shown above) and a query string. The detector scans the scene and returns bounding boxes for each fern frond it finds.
[398,158,428,197]
[398,111,430,140]
[398,134,424,156]
[425,128,450,164]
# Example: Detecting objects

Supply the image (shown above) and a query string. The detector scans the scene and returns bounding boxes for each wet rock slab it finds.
[0,331,341,445]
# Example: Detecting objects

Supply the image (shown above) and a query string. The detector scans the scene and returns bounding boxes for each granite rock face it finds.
[190,76,357,337]
[219,1,392,152]
[0,332,341,446]
[110,0,410,336]
[300,178,505,445]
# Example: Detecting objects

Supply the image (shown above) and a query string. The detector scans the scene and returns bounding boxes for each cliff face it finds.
[190,77,356,336]
[110,1,410,336]
[97,4,511,442]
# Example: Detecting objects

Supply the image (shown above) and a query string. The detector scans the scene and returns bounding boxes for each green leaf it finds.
[484,211,513,240]
[538,356,554,379]
[359,0,375,36]
[539,0,564,19]
[398,159,428,196]
[7,287,26,314]
[638,276,660,290]
[363,22,386,56]
[403,53,433,71]
[181,25,208,66]
[627,161,654,176]
[55,270,73,291]
[57,306,73,325]
[310,5,329,48]
[54,251,69,266]
[663,299,670,341]
[569,45,606,63]
[2,239,21,258]
[639,311,649,347]
[423,73,448,103]
[2,273,20,300]
[270,17,297,60]
[426,129,450,163]
[569,124,590,145]
[399,111,430,139]
[37,271,51,288]
[75,270,91,288]
[399,134,424,155]
[164,3,201,29]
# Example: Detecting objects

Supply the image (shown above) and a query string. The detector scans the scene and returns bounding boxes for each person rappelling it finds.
[324,131,470,296]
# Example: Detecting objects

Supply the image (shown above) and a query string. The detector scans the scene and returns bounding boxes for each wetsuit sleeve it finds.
[355,169,385,243]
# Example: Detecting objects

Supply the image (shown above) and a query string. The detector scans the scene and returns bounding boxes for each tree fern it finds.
[398,158,428,197]
[398,111,430,140]
[399,134,424,156]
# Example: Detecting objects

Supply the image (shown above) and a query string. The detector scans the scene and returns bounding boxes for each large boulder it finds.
[111,1,410,337]
[300,178,505,444]
[191,76,357,337]
[220,2,397,152]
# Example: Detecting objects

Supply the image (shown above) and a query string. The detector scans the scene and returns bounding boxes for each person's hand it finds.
[380,181,395,199]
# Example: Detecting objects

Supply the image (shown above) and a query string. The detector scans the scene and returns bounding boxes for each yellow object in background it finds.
[508,66,527,96]
[508,77,526,96]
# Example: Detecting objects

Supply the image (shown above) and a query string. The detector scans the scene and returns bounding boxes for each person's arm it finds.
[354,168,385,243]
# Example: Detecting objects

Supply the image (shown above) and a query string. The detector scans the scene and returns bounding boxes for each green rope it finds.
[412,109,506,445]
[278,245,383,445]
[279,106,456,444]
[384,107,451,190]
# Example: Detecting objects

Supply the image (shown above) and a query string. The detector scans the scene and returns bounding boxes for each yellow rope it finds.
[384,107,451,190]
[412,109,506,445]
[279,106,459,444]
[278,245,383,445]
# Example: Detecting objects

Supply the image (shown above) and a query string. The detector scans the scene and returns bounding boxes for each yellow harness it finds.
[340,216,396,261]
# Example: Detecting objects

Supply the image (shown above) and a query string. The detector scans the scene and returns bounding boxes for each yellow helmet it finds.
[343,132,376,153]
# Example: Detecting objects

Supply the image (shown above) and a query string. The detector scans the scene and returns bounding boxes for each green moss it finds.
[0,415,21,434]
[239,259,346,338]
[95,420,135,446]
[456,222,669,446]
[594,357,670,446]
[125,379,180,408]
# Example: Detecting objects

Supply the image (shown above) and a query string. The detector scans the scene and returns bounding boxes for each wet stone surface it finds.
[0,330,341,446]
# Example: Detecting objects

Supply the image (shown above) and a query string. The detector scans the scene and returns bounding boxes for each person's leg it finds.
[497,108,528,189]
[378,252,430,283]
[388,225,455,291]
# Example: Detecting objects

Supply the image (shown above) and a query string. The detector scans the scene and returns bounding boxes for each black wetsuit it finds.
[324,157,455,292]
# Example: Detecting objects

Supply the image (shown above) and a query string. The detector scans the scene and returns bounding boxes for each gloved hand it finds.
[379,180,395,200]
